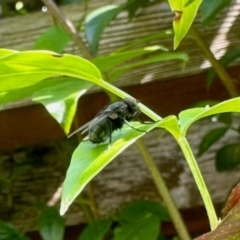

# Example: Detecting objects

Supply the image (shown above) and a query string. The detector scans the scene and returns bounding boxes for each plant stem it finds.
[136,138,191,240]
[177,136,218,230]
[189,26,238,98]
[100,81,162,121]
[41,0,92,59]
[88,182,99,220]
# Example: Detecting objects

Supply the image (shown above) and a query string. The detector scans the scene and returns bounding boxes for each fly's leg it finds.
[123,119,146,133]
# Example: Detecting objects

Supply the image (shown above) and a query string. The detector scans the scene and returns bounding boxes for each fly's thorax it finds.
[123,97,141,120]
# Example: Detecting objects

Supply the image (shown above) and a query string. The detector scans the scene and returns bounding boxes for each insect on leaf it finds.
[60,122,159,215]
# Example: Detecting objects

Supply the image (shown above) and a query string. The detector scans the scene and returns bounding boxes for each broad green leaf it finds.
[119,200,170,223]
[200,0,233,26]
[78,219,112,240]
[0,49,18,58]
[179,97,240,135]
[114,215,160,240]
[37,207,65,240]
[60,121,159,215]
[34,26,70,53]
[168,0,203,49]
[92,46,167,72]
[0,221,30,240]
[85,5,125,55]
[198,127,228,156]
[0,50,102,92]
[108,52,189,81]
[216,143,240,171]
[207,49,240,90]
[32,77,93,133]
[0,76,93,133]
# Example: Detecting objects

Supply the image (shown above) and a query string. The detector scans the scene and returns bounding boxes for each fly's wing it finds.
[67,110,117,138]
[67,120,93,138]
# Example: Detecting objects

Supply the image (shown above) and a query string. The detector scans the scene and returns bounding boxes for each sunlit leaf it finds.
[85,5,125,55]
[0,49,18,58]
[179,97,240,135]
[0,76,93,133]
[168,0,203,49]
[34,26,70,53]
[60,121,159,215]
[0,50,102,92]
[32,77,93,133]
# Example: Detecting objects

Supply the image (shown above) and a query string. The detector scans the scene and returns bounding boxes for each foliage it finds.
[0,0,240,239]
[78,200,170,240]
[0,221,29,240]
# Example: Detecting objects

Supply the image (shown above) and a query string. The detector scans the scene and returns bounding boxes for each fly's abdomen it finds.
[89,118,112,143]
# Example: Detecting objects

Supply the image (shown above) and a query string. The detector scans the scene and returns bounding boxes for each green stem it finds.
[100,81,162,121]
[136,139,191,240]
[189,26,238,98]
[177,136,218,230]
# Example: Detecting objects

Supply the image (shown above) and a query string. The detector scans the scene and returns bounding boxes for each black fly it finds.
[68,97,145,144]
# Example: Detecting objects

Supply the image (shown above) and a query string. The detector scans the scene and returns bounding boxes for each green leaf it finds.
[85,5,125,55]
[108,52,189,81]
[198,127,228,156]
[60,121,159,215]
[157,115,181,139]
[207,49,240,89]
[114,215,160,240]
[32,77,93,133]
[216,143,240,171]
[125,0,162,19]
[200,0,233,26]
[38,207,65,240]
[78,219,112,240]
[168,0,203,49]
[119,200,170,223]
[113,31,173,53]
[92,46,167,72]
[0,50,102,92]
[34,26,70,53]
[0,49,18,58]
[218,112,232,125]
[0,76,93,133]
[179,97,240,135]
[0,221,29,240]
